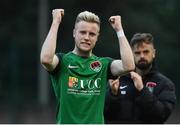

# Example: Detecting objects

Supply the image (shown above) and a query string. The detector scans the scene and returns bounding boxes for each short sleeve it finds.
[49,53,64,75]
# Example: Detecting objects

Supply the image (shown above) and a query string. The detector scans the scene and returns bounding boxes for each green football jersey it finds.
[50,52,113,124]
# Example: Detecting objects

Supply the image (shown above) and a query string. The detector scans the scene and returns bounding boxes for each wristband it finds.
[116,30,125,38]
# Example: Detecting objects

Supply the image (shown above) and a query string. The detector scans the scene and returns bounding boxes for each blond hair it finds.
[75,11,100,27]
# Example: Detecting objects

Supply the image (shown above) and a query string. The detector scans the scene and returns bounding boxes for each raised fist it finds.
[52,9,64,24]
[109,15,122,32]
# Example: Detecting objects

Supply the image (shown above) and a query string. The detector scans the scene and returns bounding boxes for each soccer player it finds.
[40,9,135,124]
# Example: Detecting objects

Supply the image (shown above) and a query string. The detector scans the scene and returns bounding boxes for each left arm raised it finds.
[109,16,135,76]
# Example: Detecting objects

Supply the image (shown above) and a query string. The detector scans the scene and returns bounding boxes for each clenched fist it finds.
[52,9,64,24]
[109,15,123,32]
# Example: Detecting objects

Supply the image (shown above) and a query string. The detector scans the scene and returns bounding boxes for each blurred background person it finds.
[104,33,176,124]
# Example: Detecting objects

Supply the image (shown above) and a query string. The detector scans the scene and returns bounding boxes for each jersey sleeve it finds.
[49,53,64,101]
[49,53,64,75]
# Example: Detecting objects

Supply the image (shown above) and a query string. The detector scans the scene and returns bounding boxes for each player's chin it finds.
[80,46,92,52]
[81,48,91,53]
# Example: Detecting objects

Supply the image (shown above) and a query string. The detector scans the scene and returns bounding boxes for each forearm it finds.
[117,31,135,71]
[40,21,60,64]
[109,16,135,75]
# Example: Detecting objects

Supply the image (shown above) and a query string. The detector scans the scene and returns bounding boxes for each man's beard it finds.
[136,60,152,70]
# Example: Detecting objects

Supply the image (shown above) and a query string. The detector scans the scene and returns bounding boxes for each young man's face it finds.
[73,21,99,53]
[132,42,156,70]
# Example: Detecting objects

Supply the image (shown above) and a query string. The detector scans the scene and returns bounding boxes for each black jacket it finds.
[104,64,176,124]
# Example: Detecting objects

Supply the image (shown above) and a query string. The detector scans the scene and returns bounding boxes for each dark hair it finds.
[130,33,154,47]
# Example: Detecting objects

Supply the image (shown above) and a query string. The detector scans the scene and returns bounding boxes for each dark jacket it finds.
[104,63,176,124]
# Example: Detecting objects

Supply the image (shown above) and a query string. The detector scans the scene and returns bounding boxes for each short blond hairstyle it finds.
[75,11,101,27]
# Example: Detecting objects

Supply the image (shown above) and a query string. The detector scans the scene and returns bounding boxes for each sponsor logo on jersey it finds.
[67,76,102,95]
[146,82,157,93]
[90,61,102,72]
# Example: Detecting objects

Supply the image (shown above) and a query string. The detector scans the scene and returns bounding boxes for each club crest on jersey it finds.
[90,61,102,72]
[146,82,157,93]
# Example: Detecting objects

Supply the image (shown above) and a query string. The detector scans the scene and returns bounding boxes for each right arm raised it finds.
[40,9,64,71]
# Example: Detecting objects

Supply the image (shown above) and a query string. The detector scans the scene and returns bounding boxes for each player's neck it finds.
[72,49,92,58]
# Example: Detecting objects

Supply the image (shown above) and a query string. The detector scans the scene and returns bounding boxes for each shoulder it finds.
[96,56,113,61]
[94,56,114,64]
[56,52,65,59]
[56,52,75,60]
[155,72,175,89]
